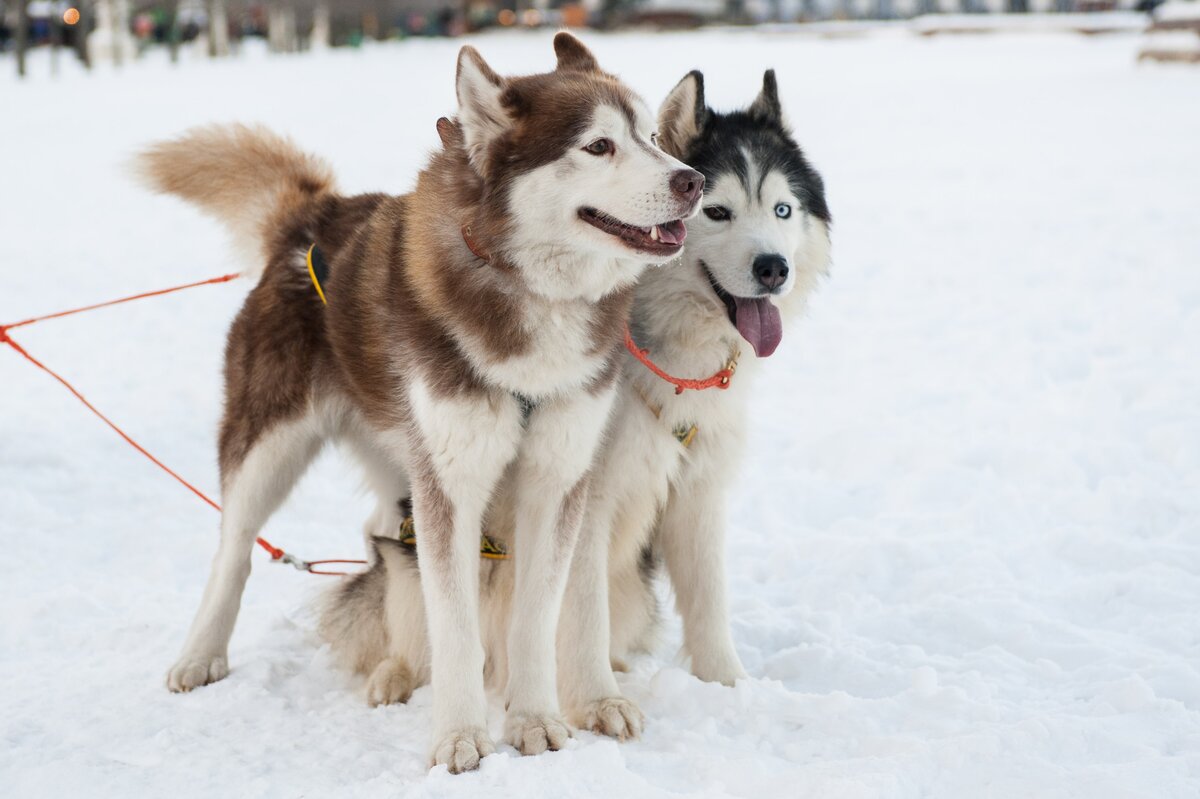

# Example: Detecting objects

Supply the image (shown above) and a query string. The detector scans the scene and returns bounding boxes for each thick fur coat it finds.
[321,68,831,742]
[139,34,702,773]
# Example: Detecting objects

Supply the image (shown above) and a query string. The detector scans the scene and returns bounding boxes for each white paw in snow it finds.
[572,696,644,742]
[365,657,416,706]
[166,654,229,692]
[691,653,748,687]
[505,712,572,756]
[430,728,494,774]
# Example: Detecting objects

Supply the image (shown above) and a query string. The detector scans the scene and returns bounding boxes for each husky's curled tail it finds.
[134,124,335,278]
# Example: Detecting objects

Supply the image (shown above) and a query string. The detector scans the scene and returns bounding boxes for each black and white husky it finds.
[320,69,831,741]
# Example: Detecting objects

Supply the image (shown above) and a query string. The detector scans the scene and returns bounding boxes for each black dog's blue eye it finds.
[775,203,791,219]
[703,206,731,222]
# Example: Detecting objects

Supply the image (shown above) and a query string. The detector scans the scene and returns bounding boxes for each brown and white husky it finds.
[137,33,702,773]
[320,69,831,743]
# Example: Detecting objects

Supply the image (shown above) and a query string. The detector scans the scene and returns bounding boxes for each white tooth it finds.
[651,226,660,241]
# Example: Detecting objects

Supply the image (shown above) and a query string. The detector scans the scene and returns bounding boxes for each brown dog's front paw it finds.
[166,654,229,692]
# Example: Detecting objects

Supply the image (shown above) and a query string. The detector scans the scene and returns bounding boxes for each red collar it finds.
[624,326,738,395]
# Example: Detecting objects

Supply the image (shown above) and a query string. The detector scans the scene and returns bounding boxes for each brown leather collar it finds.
[461,224,490,263]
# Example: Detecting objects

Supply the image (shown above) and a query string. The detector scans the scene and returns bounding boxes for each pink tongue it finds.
[733,297,782,357]
[657,220,686,246]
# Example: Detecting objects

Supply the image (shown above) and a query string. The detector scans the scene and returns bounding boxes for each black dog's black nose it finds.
[753,254,789,291]
[669,169,704,204]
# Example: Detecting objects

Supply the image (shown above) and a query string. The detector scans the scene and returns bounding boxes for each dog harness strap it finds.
[306,244,329,305]
[397,511,511,560]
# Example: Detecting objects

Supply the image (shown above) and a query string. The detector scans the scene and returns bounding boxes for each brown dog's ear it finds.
[657,70,706,158]
[456,46,508,171]
[435,117,462,150]
[748,69,784,127]
[554,31,599,72]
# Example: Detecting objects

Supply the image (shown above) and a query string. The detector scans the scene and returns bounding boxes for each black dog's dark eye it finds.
[775,203,792,219]
[703,206,731,222]
[584,138,613,156]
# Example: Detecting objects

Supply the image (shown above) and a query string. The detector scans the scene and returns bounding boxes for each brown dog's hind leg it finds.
[166,409,324,692]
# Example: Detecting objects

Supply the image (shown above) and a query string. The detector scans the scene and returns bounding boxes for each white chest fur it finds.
[465,294,610,399]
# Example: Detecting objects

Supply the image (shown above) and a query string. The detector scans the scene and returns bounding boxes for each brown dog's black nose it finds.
[670,169,704,204]
[753,254,789,291]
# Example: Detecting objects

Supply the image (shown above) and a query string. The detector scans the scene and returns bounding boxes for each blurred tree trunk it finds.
[49,5,60,77]
[74,0,92,69]
[311,2,331,50]
[268,1,297,53]
[207,0,229,57]
[113,0,128,66]
[166,1,180,64]
[15,0,28,78]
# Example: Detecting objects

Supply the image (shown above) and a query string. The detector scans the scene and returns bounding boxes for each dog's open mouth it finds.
[578,208,686,256]
[703,263,782,358]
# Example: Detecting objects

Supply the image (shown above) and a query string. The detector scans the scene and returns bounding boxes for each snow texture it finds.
[2,27,1199,799]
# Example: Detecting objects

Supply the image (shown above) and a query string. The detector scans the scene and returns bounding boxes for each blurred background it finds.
[2,0,1198,77]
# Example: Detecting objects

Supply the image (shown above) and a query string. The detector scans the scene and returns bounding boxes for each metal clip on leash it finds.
[273,551,312,572]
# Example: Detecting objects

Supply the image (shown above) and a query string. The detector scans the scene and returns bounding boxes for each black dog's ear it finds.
[748,69,784,127]
[554,31,599,72]
[658,70,706,158]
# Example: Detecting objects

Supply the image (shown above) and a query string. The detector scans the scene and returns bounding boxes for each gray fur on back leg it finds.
[609,543,661,663]
[319,538,431,692]
[319,541,392,677]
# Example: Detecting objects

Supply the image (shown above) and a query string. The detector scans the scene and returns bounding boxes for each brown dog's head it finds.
[447,33,704,301]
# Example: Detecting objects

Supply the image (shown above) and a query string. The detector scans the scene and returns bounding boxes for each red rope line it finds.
[306,559,371,576]
[1,275,363,576]
[623,325,734,395]
[3,273,242,332]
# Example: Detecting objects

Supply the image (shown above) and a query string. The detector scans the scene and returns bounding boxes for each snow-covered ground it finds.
[2,27,1199,799]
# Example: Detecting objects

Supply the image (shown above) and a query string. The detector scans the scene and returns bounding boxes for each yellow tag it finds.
[673,423,698,448]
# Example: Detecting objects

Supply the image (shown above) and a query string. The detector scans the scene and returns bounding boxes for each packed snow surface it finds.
[2,27,1199,799]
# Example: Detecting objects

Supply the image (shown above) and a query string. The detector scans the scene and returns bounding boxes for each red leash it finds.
[623,325,736,395]
[1,273,241,332]
[0,275,364,576]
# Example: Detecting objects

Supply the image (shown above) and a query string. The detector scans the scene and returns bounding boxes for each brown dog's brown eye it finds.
[584,138,613,156]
